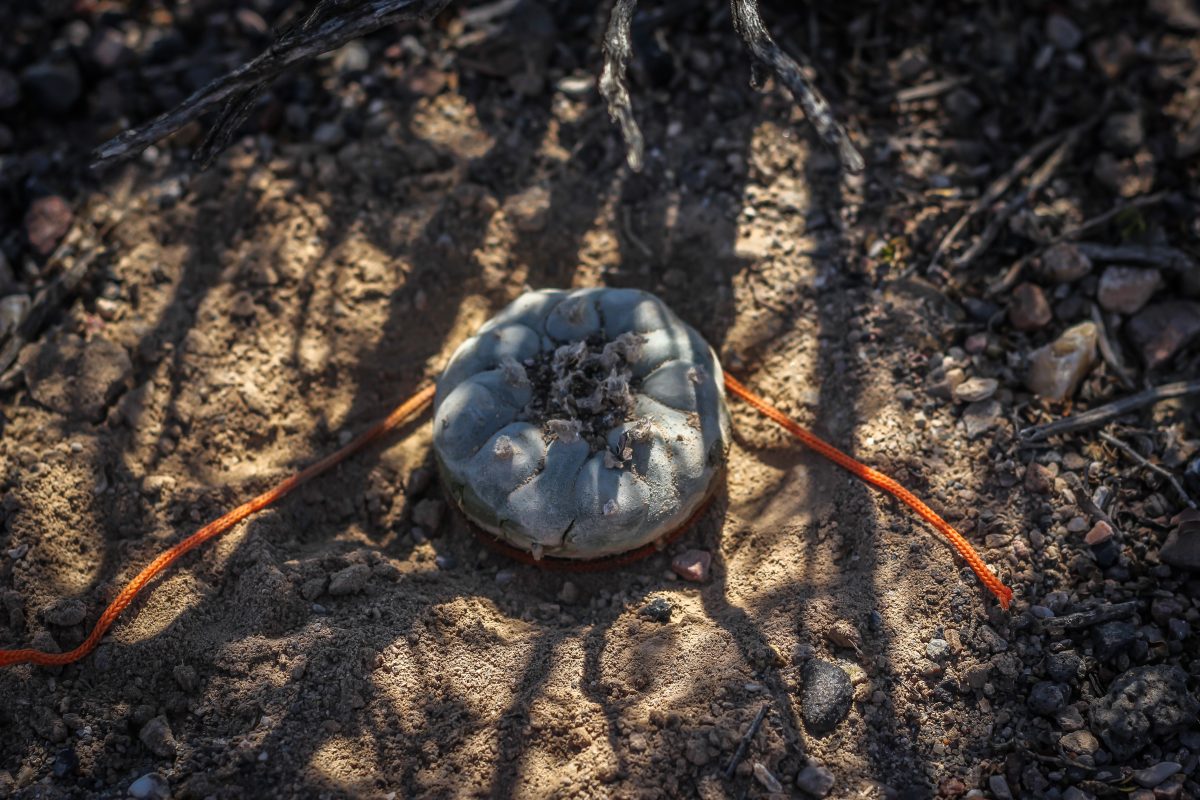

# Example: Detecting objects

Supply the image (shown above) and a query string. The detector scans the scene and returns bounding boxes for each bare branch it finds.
[91,0,453,169]
[599,0,644,171]
[729,0,864,173]
[1019,379,1200,442]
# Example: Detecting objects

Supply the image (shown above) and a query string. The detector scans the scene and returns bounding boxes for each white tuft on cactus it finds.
[433,288,731,559]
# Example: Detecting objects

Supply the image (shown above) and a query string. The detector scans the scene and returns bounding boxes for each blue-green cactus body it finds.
[433,288,730,559]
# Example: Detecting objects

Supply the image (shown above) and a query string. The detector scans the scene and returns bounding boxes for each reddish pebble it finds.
[1009,282,1053,331]
[24,195,72,256]
[671,549,711,582]
[1084,520,1114,546]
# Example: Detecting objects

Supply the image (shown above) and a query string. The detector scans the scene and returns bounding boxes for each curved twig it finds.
[729,0,864,173]
[91,0,453,168]
[599,0,644,171]
[1020,379,1200,442]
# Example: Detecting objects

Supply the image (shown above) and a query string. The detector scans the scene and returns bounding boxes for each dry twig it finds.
[599,0,644,171]
[1099,431,1197,509]
[1089,303,1135,390]
[729,0,864,173]
[92,0,453,168]
[1020,379,1200,442]
[724,702,771,779]
[1040,600,1140,632]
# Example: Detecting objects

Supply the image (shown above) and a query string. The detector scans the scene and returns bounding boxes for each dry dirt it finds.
[1,2,1198,799]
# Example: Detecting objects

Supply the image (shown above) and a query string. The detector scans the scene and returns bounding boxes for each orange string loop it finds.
[723,373,1013,609]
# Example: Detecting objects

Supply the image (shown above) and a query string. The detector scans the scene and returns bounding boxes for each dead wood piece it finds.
[729,0,864,173]
[1019,379,1200,442]
[1074,242,1198,274]
[1041,600,1140,632]
[1089,303,1135,390]
[599,0,644,171]
[1099,431,1197,509]
[952,130,1079,271]
[724,702,771,779]
[92,0,453,168]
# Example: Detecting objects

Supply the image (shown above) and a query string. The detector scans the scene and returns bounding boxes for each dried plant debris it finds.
[433,289,730,559]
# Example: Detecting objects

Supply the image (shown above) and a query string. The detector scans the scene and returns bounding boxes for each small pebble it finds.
[1097,266,1161,314]
[953,377,998,403]
[639,596,673,623]
[138,716,177,759]
[434,553,457,571]
[926,638,951,660]
[128,772,170,800]
[1025,322,1098,402]
[795,764,835,797]
[1009,283,1052,331]
[988,774,1014,800]
[1084,520,1114,545]
[800,659,853,733]
[1046,14,1083,50]
[1133,762,1182,789]
[753,762,783,793]
[671,549,711,582]
[1038,243,1093,283]
[328,563,370,595]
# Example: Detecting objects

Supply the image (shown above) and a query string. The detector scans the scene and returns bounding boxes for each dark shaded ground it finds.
[0,1,1198,798]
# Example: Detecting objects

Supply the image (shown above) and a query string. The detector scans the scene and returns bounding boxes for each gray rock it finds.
[20,60,81,114]
[1045,651,1083,683]
[1059,729,1100,756]
[19,334,132,421]
[1097,266,1161,314]
[1089,665,1200,759]
[128,772,170,800]
[1009,282,1053,331]
[42,598,86,627]
[926,638,951,660]
[327,563,370,596]
[1056,704,1085,731]
[1025,322,1097,402]
[1133,762,1181,789]
[801,659,853,733]
[1092,620,1137,661]
[1127,302,1200,369]
[753,763,783,793]
[1046,14,1084,50]
[945,88,982,121]
[962,399,1003,438]
[312,121,345,147]
[1028,681,1068,715]
[1102,112,1145,154]
[138,716,177,759]
[953,377,998,403]
[796,764,835,797]
[988,774,1014,800]
[1038,243,1093,284]
[332,40,370,73]
[1159,510,1200,571]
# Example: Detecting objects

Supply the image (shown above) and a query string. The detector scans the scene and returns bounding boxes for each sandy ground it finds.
[2,2,1198,798]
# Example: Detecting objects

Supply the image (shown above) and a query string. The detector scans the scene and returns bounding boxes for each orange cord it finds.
[0,384,436,668]
[0,368,1012,670]
[723,374,1013,609]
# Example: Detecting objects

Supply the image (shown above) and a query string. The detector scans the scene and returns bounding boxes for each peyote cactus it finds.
[433,288,731,559]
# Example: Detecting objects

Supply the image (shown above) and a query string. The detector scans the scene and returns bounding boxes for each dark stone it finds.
[1090,665,1200,760]
[638,596,673,623]
[1092,621,1137,661]
[1044,651,1083,683]
[52,747,79,778]
[801,659,854,733]
[20,59,82,114]
[1091,539,1120,568]
[1028,681,1068,716]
